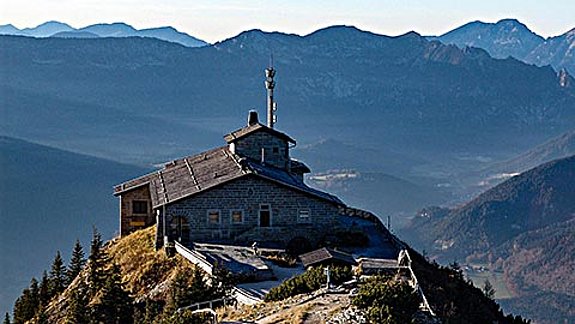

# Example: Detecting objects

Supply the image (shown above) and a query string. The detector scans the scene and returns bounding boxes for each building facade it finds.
[114,67,346,250]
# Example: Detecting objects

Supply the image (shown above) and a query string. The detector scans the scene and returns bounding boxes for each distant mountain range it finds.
[1,24,575,223]
[0,21,208,47]
[433,18,575,75]
[401,155,575,323]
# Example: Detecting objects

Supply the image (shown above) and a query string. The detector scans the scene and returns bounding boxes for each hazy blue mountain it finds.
[0,24,24,35]
[403,155,575,260]
[0,20,208,47]
[138,26,207,47]
[21,21,74,37]
[436,19,544,60]
[435,19,575,75]
[401,155,575,323]
[524,28,575,76]
[79,22,138,37]
[51,30,100,39]
[0,136,147,316]
[482,129,575,175]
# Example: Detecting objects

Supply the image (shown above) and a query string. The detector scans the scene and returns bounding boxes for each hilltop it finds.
[12,225,528,323]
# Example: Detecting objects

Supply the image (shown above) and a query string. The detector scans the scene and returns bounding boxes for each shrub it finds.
[265,265,352,301]
[352,276,420,324]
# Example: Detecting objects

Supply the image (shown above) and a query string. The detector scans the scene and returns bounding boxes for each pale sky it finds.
[1,0,573,43]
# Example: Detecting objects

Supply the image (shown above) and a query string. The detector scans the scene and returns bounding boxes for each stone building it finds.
[114,66,346,250]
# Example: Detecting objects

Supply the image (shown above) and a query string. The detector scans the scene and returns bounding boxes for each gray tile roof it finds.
[114,146,343,208]
[299,247,357,268]
[223,123,296,144]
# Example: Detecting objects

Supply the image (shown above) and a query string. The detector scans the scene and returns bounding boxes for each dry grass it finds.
[107,226,194,299]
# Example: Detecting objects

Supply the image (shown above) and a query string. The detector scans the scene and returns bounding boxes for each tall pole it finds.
[265,59,276,128]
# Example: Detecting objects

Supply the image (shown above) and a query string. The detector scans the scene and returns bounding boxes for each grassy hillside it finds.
[42,227,195,323]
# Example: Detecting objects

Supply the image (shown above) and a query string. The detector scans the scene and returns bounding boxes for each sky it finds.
[1,0,574,43]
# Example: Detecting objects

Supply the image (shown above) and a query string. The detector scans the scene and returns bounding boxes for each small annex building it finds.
[299,247,357,268]
[114,66,346,251]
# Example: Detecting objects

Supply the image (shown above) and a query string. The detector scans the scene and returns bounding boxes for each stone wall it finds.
[232,131,289,170]
[161,175,339,247]
[119,186,154,236]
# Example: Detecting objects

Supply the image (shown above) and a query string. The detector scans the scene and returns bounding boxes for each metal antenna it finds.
[265,54,276,128]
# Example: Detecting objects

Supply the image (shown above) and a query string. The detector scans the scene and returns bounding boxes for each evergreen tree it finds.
[39,271,51,306]
[65,284,89,324]
[49,251,67,296]
[91,264,133,324]
[28,278,40,315]
[169,268,192,309]
[211,263,235,299]
[67,239,86,285]
[12,287,34,324]
[483,279,496,300]
[36,306,48,324]
[87,227,110,297]
[3,312,10,324]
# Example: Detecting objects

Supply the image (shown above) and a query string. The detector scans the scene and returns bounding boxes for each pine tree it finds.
[39,271,51,306]
[3,312,10,324]
[92,264,133,324]
[28,278,40,315]
[65,284,89,324]
[87,227,110,297]
[483,278,496,300]
[13,287,34,324]
[49,251,67,296]
[36,306,48,324]
[67,239,86,285]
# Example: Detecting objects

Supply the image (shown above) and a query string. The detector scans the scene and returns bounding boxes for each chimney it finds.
[248,110,259,126]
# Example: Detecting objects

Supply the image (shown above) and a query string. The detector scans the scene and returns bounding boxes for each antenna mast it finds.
[265,55,277,128]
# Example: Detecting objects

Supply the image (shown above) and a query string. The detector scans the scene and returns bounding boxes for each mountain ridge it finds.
[434,18,575,74]
[0,20,208,47]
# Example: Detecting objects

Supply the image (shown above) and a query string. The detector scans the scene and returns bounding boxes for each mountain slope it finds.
[0,136,147,316]
[436,19,544,60]
[435,19,575,75]
[402,155,575,323]
[137,26,207,47]
[483,129,575,175]
[524,28,575,76]
[405,155,575,260]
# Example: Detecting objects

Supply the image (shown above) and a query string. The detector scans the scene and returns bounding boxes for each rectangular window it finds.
[259,204,271,227]
[298,209,311,223]
[132,200,148,214]
[207,210,220,224]
[231,210,244,224]
[273,147,279,154]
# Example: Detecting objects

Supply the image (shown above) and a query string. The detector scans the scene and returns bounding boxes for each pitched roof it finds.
[114,146,343,208]
[299,247,357,268]
[224,123,296,144]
